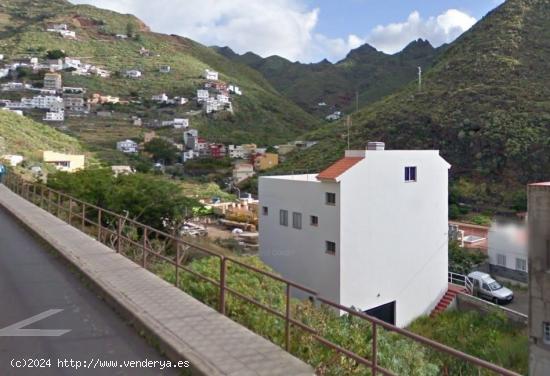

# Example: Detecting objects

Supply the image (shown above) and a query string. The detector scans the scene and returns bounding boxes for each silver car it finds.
[468,271,514,304]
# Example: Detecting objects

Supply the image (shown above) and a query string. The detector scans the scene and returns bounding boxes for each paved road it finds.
[0,208,178,376]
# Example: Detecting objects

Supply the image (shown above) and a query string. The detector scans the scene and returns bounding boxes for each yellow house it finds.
[43,151,85,172]
[254,153,279,171]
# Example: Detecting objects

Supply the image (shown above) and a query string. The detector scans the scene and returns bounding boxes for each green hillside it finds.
[0,0,318,145]
[0,110,83,160]
[215,39,442,116]
[280,0,550,211]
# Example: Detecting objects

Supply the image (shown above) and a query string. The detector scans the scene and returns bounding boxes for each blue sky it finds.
[70,0,505,62]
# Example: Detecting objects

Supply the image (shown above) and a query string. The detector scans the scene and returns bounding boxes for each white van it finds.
[467,271,514,304]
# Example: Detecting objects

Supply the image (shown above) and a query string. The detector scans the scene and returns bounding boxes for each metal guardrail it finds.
[449,271,474,294]
[3,172,520,376]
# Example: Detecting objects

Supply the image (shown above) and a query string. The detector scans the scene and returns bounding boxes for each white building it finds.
[229,85,242,95]
[152,93,169,103]
[116,139,138,153]
[124,70,142,79]
[2,154,24,166]
[203,69,219,81]
[159,65,171,73]
[161,118,189,129]
[19,95,63,110]
[216,93,230,104]
[488,221,528,282]
[259,142,450,327]
[43,110,65,122]
[326,111,342,121]
[0,68,9,79]
[197,89,209,102]
[228,145,247,159]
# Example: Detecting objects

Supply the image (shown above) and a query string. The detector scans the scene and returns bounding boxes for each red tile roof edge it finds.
[317,157,364,181]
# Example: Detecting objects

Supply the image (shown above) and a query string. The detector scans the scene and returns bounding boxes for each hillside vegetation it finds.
[216,39,442,116]
[281,0,550,210]
[0,110,83,160]
[0,0,318,144]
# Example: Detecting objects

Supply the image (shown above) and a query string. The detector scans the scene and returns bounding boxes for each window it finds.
[544,322,550,345]
[325,192,336,205]
[279,210,288,226]
[405,166,417,182]
[262,206,269,216]
[310,215,319,226]
[482,283,489,291]
[516,258,527,272]
[497,254,506,267]
[292,212,302,229]
[325,241,336,255]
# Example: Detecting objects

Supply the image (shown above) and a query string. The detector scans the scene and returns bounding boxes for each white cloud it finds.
[69,1,477,62]
[366,9,477,54]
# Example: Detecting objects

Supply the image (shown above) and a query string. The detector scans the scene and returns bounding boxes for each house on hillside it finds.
[233,163,255,183]
[203,69,219,81]
[326,111,342,121]
[488,221,528,283]
[116,139,138,154]
[254,153,279,171]
[197,89,209,102]
[259,142,451,327]
[43,110,65,122]
[159,65,171,73]
[43,151,85,172]
[124,70,142,79]
[43,73,62,91]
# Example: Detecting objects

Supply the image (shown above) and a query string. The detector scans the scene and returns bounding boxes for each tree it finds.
[47,169,202,230]
[126,22,135,37]
[144,138,179,165]
[46,49,66,59]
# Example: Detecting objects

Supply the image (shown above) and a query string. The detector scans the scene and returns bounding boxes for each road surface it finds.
[0,208,179,376]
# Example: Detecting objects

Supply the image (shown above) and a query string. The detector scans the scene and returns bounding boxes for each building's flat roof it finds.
[530,182,550,186]
[262,174,319,182]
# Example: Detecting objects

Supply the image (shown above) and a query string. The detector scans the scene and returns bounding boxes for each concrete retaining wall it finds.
[456,293,527,326]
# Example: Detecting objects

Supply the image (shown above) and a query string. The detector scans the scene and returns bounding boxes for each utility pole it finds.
[346,115,351,150]
[418,66,422,92]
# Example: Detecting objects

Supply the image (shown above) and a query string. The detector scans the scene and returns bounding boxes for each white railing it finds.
[448,271,474,294]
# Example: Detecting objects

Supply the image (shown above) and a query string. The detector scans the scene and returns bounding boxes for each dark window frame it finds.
[325,241,336,255]
[292,212,302,229]
[325,192,336,205]
[310,215,319,227]
[279,209,288,226]
[405,166,417,182]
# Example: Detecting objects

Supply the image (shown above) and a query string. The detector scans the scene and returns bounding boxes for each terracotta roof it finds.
[317,157,364,181]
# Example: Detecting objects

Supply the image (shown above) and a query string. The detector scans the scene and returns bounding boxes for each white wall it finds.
[259,175,341,302]
[488,223,528,272]
[339,151,449,327]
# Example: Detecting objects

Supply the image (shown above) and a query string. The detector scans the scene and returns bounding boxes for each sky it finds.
[69,0,505,63]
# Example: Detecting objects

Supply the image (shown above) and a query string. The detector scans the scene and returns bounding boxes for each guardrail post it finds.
[285,284,291,351]
[47,190,51,212]
[142,227,147,268]
[32,184,36,203]
[116,217,122,253]
[97,209,102,241]
[175,239,179,287]
[57,193,61,217]
[68,197,73,226]
[80,203,86,232]
[372,322,378,375]
[219,257,226,315]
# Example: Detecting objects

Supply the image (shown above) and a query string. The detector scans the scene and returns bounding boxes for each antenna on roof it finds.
[418,66,422,92]
[346,115,351,150]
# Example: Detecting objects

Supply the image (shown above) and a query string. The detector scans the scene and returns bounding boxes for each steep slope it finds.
[0,110,83,159]
[0,0,318,144]
[281,0,550,210]
[215,40,442,116]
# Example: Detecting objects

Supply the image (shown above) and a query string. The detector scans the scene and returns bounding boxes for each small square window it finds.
[405,166,417,182]
[325,241,336,255]
[310,215,319,226]
[544,322,550,344]
[497,254,506,267]
[279,210,288,226]
[326,192,336,205]
[292,212,302,229]
[262,206,269,216]
[515,258,527,272]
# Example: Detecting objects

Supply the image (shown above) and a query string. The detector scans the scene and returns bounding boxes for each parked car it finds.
[467,271,514,304]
